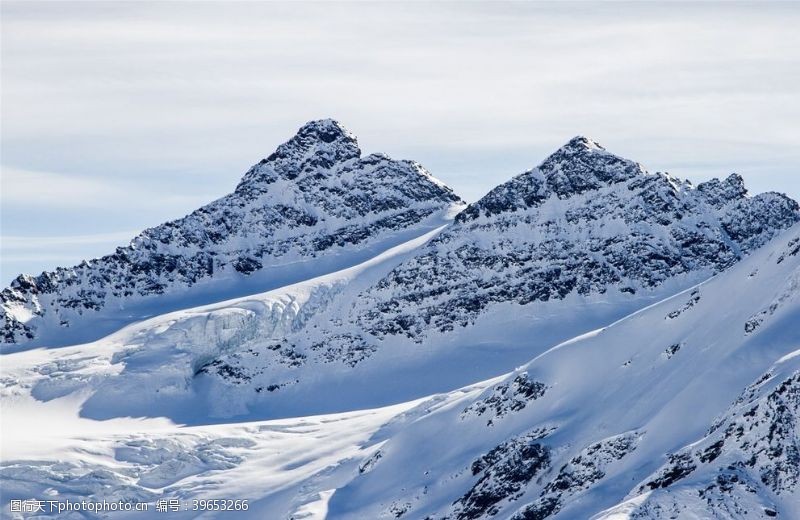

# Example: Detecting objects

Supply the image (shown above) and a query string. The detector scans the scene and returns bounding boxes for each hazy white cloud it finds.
[2,166,212,211]
[3,167,133,209]
[2,1,799,282]
[1,231,140,281]
[2,231,139,250]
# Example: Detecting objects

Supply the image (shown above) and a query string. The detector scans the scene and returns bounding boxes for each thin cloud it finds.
[1,166,213,211]
[2,167,129,209]
[1,1,798,283]
[0,231,139,282]
[2,231,139,250]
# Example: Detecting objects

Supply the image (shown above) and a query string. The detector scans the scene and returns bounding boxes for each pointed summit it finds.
[538,136,644,197]
[237,119,361,192]
[560,135,606,153]
[291,118,359,149]
[458,136,646,221]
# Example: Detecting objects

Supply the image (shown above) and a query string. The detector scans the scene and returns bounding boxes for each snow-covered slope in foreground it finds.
[1,387,487,520]
[2,226,798,519]
[328,223,800,520]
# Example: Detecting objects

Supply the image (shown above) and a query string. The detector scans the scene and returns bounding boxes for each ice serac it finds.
[354,136,799,340]
[0,119,464,346]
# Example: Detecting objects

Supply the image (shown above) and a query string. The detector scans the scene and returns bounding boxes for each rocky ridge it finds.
[0,119,463,346]
[353,136,799,341]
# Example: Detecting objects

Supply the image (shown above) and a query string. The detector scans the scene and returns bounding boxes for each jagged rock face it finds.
[507,432,640,520]
[461,373,547,427]
[452,429,553,520]
[0,119,463,345]
[615,367,800,519]
[419,427,640,520]
[355,137,799,340]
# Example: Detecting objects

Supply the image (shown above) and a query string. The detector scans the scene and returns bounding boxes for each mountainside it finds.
[598,351,800,520]
[328,222,800,520]
[193,137,799,414]
[351,136,798,340]
[3,130,796,423]
[0,119,463,347]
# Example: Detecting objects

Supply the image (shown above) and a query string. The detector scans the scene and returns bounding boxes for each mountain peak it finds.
[536,136,644,198]
[276,118,360,162]
[1,119,464,346]
[457,136,646,221]
[542,135,617,169]
[562,135,605,152]
[294,118,357,145]
[236,119,361,192]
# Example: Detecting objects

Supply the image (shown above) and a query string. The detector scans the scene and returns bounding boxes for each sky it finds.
[2,1,799,285]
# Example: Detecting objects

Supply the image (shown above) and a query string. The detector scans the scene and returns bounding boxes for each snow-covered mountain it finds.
[0,119,463,347]
[2,123,800,519]
[194,136,798,414]
[328,222,800,520]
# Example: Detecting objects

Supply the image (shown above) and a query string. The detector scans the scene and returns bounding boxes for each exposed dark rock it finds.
[462,373,547,425]
[453,430,552,520]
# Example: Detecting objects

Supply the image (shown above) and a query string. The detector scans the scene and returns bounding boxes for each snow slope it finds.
[328,223,800,520]
[595,348,800,519]
[0,227,449,425]
[0,119,463,348]
[0,389,450,519]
